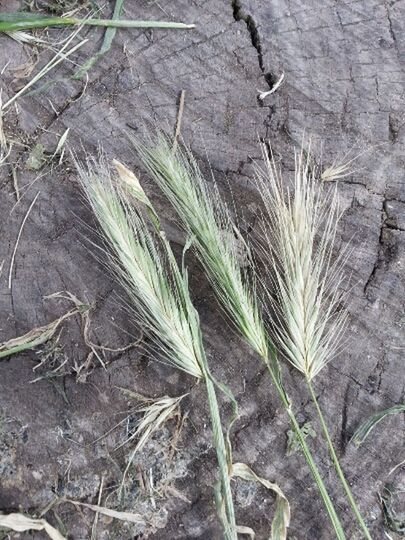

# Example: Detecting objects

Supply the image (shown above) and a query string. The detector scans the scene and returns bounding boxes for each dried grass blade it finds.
[0,309,77,359]
[8,191,40,289]
[50,127,70,163]
[1,24,88,111]
[0,90,6,150]
[0,513,65,540]
[4,29,49,44]
[231,462,290,540]
[119,393,186,494]
[63,500,145,524]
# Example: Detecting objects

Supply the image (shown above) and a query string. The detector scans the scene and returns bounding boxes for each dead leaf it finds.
[0,512,66,540]
[232,462,290,540]
[0,309,77,359]
[65,500,145,525]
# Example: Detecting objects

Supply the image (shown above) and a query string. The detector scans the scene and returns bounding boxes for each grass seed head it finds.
[133,134,269,359]
[77,155,204,380]
[257,144,348,380]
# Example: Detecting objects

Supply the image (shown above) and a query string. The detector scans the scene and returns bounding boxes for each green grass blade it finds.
[351,404,405,447]
[0,12,194,32]
[74,0,125,80]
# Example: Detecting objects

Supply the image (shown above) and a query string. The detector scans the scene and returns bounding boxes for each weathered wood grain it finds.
[0,1,403,538]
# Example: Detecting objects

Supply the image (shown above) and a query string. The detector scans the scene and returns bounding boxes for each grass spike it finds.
[132,134,269,360]
[257,144,348,380]
[257,142,372,540]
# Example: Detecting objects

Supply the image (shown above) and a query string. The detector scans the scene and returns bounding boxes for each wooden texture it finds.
[0,1,404,538]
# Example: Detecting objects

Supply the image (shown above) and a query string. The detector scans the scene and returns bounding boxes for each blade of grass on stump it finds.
[0,12,195,32]
[73,0,124,80]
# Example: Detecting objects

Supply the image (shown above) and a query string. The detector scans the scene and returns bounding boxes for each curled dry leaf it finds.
[113,159,151,208]
[231,462,290,540]
[113,158,160,228]
[0,512,66,540]
[0,309,77,359]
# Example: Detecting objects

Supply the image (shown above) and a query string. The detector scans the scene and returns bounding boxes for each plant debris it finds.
[0,512,65,540]
[380,484,405,535]
[26,142,46,170]
[351,404,405,447]
[286,421,316,455]
[231,462,290,540]
[0,306,78,359]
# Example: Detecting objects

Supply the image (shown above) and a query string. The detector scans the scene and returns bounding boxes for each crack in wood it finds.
[231,0,274,89]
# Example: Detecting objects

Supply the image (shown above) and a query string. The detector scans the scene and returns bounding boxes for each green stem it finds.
[73,0,126,80]
[307,380,373,540]
[205,374,237,540]
[0,345,27,358]
[0,15,194,33]
[78,19,195,29]
[265,361,346,540]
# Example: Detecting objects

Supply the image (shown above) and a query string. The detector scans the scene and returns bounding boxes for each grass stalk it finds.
[307,380,372,540]
[132,134,346,538]
[73,0,125,79]
[0,13,194,33]
[204,373,237,540]
[256,142,373,539]
[266,358,347,539]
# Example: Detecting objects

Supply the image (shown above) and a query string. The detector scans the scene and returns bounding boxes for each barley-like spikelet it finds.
[77,155,240,539]
[135,136,349,539]
[256,145,348,380]
[77,156,204,380]
[132,135,269,359]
